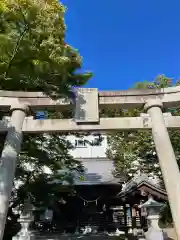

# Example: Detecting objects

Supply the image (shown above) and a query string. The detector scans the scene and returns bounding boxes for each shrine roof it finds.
[118,174,167,200]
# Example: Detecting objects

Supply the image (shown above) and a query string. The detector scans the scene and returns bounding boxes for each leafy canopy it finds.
[0,0,92,97]
[107,75,180,180]
[0,1,91,238]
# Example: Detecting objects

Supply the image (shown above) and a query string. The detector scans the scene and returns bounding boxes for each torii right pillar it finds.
[144,99,180,240]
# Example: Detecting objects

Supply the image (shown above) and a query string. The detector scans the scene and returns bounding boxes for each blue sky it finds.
[61,0,180,90]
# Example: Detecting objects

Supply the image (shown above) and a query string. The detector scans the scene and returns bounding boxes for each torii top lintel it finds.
[0,86,180,123]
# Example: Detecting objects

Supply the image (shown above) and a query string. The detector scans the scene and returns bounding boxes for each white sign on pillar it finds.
[74,88,99,123]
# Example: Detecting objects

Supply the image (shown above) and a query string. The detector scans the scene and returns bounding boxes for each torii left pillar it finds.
[0,103,28,240]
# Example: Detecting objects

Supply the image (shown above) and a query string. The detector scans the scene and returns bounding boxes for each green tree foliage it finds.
[0,1,92,238]
[0,0,92,97]
[106,75,180,225]
[107,75,180,180]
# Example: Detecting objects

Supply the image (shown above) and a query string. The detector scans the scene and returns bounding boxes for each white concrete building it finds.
[66,134,118,185]
[67,134,107,159]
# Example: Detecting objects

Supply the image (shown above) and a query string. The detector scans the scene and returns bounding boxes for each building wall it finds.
[66,135,117,185]
[73,158,117,185]
[67,135,108,159]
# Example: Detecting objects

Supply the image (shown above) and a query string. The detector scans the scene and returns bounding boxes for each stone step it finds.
[36,235,124,240]
[35,233,141,240]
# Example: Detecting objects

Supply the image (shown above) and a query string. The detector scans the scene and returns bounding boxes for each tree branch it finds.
[4,7,29,79]
[4,26,28,79]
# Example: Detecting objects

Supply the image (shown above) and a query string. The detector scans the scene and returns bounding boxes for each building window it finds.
[91,137,102,146]
[75,139,86,147]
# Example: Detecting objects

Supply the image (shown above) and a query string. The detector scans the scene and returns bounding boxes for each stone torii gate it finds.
[0,87,180,239]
